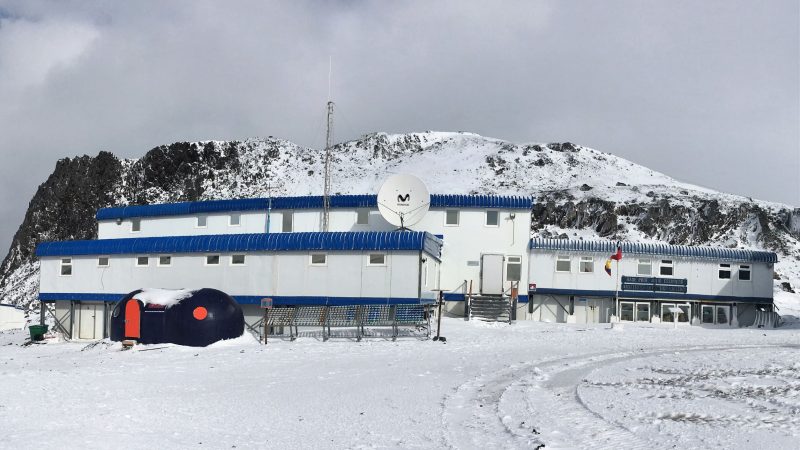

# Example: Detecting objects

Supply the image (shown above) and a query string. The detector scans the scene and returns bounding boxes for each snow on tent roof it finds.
[528,238,778,263]
[95,194,533,220]
[135,288,195,307]
[36,231,443,261]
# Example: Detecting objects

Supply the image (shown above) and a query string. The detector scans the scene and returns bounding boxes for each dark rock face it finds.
[0,152,122,278]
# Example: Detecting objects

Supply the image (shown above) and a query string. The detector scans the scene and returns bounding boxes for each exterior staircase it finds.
[468,295,512,322]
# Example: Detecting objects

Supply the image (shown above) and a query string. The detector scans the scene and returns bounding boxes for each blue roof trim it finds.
[442,293,529,303]
[36,232,443,261]
[529,238,778,263]
[95,194,533,220]
[39,293,434,306]
[530,287,773,304]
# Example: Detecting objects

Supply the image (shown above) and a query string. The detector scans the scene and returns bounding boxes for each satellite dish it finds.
[377,174,431,229]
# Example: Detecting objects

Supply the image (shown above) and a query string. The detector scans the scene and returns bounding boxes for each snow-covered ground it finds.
[2,311,800,449]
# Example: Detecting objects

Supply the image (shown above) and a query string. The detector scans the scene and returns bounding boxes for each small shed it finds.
[0,304,25,331]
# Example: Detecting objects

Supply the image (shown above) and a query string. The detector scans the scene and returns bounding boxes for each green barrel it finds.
[29,324,49,341]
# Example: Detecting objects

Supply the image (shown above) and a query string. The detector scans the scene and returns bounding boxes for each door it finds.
[620,302,635,322]
[701,305,715,324]
[715,306,730,325]
[124,300,141,338]
[635,303,650,322]
[78,304,97,339]
[480,254,505,295]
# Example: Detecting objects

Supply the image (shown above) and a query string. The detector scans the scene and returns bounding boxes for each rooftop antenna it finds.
[322,56,334,232]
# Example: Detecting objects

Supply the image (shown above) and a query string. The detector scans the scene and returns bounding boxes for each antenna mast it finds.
[323,58,333,232]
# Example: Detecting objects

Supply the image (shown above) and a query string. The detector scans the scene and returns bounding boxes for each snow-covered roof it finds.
[529,238,778,263]
[95,194,533,220]
[36,231,443,260]
[134,288,194,307]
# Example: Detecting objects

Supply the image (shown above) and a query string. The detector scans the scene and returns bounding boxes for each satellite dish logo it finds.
[397,193,411,206]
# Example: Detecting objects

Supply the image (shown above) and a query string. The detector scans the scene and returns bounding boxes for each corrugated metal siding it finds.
[528,238,778,263]
[36,231,443,260]
[95,194,533,219]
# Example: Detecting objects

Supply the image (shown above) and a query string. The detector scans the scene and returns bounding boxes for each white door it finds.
[79,304,98,339]
[480,254,505,295]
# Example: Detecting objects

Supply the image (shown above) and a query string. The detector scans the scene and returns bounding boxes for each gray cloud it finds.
[0,0,797,253]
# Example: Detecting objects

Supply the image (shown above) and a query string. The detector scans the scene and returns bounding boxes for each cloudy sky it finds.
[0,0,797,253]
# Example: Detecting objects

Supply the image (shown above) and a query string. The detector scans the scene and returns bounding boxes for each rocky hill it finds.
[1,132,799,311]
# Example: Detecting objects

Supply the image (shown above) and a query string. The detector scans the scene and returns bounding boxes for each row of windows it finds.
[128,210,506,233]
[555,256,752,280]
[59,253,388,275]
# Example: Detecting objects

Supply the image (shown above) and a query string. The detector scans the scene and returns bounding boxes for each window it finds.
[718,263,731,279]
[158,255,172,267]
[659,260,674,276]
[739,264,751,281]
[229,214,241,226]
[356,209,369,225]
[197,215,207,228]
[368,253,386,266]
[445,210,460,226]
[579,256,594,273]
[231,254,246,265]
[282,212,293,232]
[485,211,499,227]
[310,253,327,265]
[506,256,522,281]
[136,256,149,267]
[98,257,109,267]
[556,256,571,272]
[205,255,220,266]
[60,258,72,276]
[637,259,651,276]
[131,219,141,232]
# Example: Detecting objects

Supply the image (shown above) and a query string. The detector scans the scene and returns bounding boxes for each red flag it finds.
[610,246,622,261]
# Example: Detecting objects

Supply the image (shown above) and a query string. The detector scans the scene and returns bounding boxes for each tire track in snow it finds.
[441,344,797,449]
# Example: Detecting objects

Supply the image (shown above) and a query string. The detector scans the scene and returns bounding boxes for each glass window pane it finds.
[636,303,650,322]
[486,211,499,226]
[556,257,571,272]
[356,210,369,225]
[311,254,326,265]
[702,306,714,323]
[232,254,245,265]
[206,255,220,265]
[197,216,207,227]
[282,212,293,232]
[445,210,459,225]
[739,266,751,281]
[620,303,634,321]
[660,265,673,276]
[716,307,728,324]
[137,256,148,266]
[230,214,240,226]
[678,305,690,322]
[132,219,141,232]
[661,304,675,322]
[159,256,171,266]
[98,257,109,267]
[369,254,385,265]
[637,259,651,275]
[579,257,593,273]
[60,264,72,275]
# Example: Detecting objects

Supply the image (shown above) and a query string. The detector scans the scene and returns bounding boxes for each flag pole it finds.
[615,258,620,321]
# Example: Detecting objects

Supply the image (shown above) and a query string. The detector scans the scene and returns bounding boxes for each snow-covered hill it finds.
[1,131,798,314]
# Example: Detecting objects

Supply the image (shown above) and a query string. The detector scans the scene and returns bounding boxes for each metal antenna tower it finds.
[322,58,334,232]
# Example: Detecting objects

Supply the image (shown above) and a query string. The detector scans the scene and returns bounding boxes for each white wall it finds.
[0,305,25,330]
[97,206,531,302]
[527,250,773,300]
[40,250,427,301]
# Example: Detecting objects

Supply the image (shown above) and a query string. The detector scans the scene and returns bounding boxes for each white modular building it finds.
[527,239,777,327]
[37,231,442,339]
[94,195,534,315]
